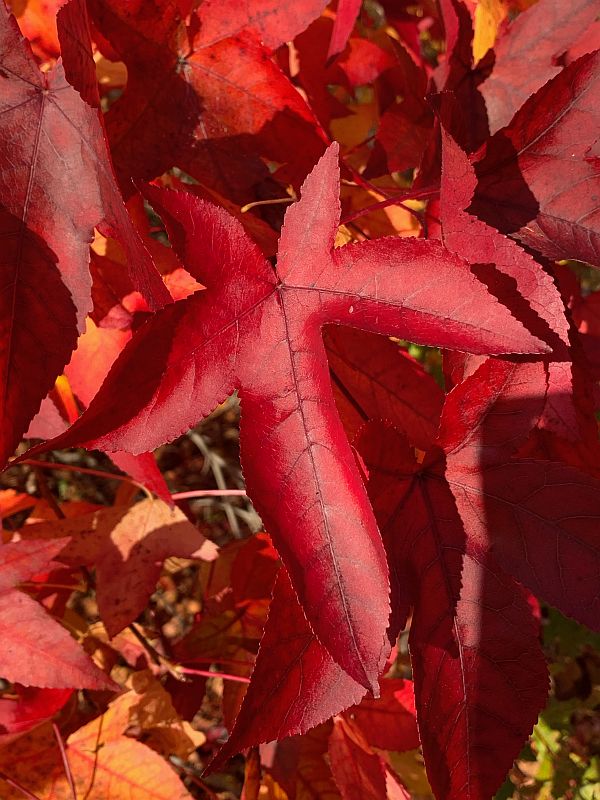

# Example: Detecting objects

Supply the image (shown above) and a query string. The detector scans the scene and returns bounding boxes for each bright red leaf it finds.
[22,143,550,691]
[88,0,326,201]
[211,567,366,769]
[327,0,362,59]
[346,678,420,753]
[0,686,72,746]
[325,326,444,449]
[0,3,169,467]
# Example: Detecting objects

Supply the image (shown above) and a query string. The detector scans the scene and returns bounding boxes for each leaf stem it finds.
[177,666,250,684]
[171,489,247,500]
[33,467,65,520]
[18,459,150,499]
[52,723,77,800]
[21,582,85,592]
[0,773,43,800]
[340,185,439,225]
[240,197,294,213]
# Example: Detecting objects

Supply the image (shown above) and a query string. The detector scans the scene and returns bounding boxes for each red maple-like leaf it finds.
[325,326,444,449]
[480,0,599,132]
[471,50,600,267]
[0,3,169,467]
[88,0,326,201]
[194,0,328,50]
[210,566,366,770]
[22,143,549,691]
[439,351,600,634]
[438,124,587,447]
[0,538,115,690]
[359,421,549,800]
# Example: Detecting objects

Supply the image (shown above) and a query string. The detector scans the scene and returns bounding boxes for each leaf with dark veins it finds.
[0,3,168,466]
[471,50,600,267]
[359,422,549,800]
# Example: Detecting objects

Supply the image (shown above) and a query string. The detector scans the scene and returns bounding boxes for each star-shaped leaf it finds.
[23,143,550,691]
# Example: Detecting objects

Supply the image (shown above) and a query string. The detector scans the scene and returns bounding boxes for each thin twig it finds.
[341,159,429,226]
[177,666,250,684]
[171,489,247,500]
[340,185,439,225]
[127,623,187,681]
[33,467,65,519]
[21,582,85,593]
[19,459,151,499]
[0,773,43,800]
[169,758,220,799]
[53,722,77,800]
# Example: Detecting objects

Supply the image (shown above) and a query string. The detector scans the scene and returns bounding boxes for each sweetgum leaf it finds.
[440,127,569,348]
[210,567,366,770]
[325,326,444,449]
[445,459,600,634]
[471,50,600,267]
[0,539,115,689]
[88,0,326,200]
[196,0,328,49]
[438,360,600,632]
[439,125,587,446]
[480,0,600,132]
[0,3,168,466]
[360,422,549,800]
[22,144,549,691]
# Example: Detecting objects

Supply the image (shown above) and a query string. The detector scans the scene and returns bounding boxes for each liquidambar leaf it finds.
[24,144,549,691]
[0,4,169,467]
[0,539,115,689]
[21,499,218,636]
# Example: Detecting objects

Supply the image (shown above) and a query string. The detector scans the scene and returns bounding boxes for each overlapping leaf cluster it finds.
[1,0,600,797]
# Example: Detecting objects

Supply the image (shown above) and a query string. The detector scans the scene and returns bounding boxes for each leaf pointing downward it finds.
[0,539,115,690]
[23,143,550,691]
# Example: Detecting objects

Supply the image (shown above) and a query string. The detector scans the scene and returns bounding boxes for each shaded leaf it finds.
[0,539,115,689]
[0,3,168,465]
[472,51,600,267]
[480,0,600,132]
[21,499,218,636]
